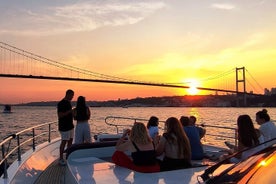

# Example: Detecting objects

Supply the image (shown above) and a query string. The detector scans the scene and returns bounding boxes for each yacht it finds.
[2,105,12,113]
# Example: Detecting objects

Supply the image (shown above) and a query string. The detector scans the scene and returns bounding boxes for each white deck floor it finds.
[67,156,208,184]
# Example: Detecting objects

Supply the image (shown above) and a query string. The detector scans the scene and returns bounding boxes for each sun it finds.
[188,85,199,95]
[186,79,200,95]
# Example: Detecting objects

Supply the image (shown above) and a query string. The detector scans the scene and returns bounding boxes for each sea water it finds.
[1,106,275,147]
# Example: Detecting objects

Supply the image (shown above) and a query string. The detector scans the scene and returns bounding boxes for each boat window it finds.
[227,154,264,175]
[204,148,276,183]
[245,151,276,184]
[200,139,276,183]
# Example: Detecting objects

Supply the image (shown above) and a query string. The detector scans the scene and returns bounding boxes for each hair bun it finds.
[262,109,268,114]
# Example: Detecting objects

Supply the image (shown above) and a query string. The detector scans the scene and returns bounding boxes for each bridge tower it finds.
[236,67,246,106]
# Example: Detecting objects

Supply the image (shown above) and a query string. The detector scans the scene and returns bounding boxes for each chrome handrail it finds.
[104,116,165,133]
[104,116,237,146]
[0,121,58,179]
[200,124,238,147]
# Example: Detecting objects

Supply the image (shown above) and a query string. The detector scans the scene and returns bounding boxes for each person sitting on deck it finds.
[180,116,204,160]
[154,117,192,171]
[146,116,159,139]
[221,114,263,163]
[256,109,276,144]
[189,115,206,139]
[112,122,160,173]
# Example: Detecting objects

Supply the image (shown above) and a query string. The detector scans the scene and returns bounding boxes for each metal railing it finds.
[104,116,165,133]
[0,121,58,179]
[200,124,238,146]
[104,116,237,145]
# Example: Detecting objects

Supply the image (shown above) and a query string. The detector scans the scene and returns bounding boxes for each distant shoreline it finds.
[2,94,276,107]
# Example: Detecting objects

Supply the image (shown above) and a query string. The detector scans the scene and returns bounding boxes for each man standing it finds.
[57,89,74,165]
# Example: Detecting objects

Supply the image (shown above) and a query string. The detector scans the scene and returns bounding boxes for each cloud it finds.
[211,3,235,10]
[0,1,167,36]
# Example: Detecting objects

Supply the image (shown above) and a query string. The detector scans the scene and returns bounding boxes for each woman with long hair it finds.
[237,115,259,149]
[155,117,191,171]
[222,114,262,163]
[73,96,91,144]
[112,122,160,172]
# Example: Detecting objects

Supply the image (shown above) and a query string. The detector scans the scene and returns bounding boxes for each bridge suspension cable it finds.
[0,41,138,82]
[200,68,236,82]
[245,68,264,94]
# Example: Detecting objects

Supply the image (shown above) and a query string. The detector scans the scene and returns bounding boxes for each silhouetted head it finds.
[180,116,190,127]
[237,114,259,147]
[147,116,159,128]
[130,122,152,144]
[256,109,270,125]
[189,116,197,125]
[76,96,86,107]
[65,89,74,101]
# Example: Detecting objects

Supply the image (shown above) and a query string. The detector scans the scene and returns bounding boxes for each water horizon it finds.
[1,106,275,147]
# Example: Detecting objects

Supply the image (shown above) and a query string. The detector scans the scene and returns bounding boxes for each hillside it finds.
[5,94,276,107]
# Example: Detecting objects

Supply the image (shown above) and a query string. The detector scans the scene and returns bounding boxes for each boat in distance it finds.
[2,105,12,113]
[0,116,275,184]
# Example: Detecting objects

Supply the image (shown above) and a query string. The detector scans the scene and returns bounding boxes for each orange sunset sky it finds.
[1,0,276,104]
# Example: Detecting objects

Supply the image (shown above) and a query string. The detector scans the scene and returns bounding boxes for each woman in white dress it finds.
[73,96,91,144]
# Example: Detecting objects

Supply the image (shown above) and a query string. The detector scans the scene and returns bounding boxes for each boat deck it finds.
[30,142,223,184]
[1,139,225,184]
[32,155,218,184]
[67,156,209,184]
[34,159,66,184]
[64,143,222,184]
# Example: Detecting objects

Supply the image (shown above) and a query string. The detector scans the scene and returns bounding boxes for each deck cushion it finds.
[112,151,160,173]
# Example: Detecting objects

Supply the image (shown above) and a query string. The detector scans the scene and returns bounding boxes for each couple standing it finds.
[57,89,91,165]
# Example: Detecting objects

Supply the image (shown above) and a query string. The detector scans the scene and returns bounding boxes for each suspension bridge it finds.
[0,41,264,100]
